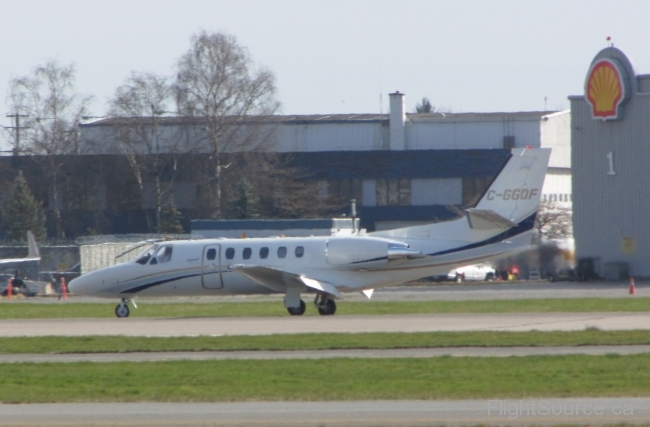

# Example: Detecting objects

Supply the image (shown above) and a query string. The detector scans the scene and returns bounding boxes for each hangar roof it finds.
[81,110,557,127]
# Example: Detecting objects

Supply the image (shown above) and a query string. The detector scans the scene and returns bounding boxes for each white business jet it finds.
[69,148,550,317]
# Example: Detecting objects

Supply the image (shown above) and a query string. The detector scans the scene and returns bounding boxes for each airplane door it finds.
[201,245,224,289]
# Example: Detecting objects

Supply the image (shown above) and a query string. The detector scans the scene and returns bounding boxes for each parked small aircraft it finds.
[0,231,42,296]
[69,148,551,317]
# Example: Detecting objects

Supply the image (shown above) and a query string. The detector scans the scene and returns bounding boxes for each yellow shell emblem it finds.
[585,59,625,120]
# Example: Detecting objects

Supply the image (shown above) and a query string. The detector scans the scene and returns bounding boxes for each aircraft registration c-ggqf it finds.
[69,148,551,317]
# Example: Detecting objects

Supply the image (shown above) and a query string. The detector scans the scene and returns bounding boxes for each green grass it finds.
[2,354,650,402]
[1,297,649,318]
[3,330,650,354]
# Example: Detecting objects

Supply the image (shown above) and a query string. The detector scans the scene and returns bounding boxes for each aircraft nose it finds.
[68,275,88,295]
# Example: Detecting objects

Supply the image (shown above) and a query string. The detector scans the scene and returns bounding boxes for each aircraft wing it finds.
[230,265,342,298]
[0,257,40,266]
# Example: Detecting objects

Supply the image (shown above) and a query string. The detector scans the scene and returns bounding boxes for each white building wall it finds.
[406,118,542,150]
[540,111,571,168]
[362,180,377,206]
[541,170,572,207]
[273,122,384,152]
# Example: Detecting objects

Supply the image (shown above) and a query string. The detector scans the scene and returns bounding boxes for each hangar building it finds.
[570,47,650,277]
[79,93,571,232]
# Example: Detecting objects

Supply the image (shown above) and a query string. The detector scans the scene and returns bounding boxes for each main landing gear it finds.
[314,294,336,316]
[287,299,306,316]
[285,295,337,316]
[115,298,136,318]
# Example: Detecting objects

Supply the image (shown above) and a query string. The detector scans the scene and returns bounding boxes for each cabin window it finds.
[260,247,269,259]
[156,245,173,264]
[225,248,235,260]
[206,248,216,260]
[295,246,304,258]
[277,247,287,258]
[243,248,252,260]
[149,257,158,265]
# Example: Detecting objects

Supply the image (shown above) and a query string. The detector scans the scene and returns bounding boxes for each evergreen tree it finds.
[158,199,184,234]
[228,179,259,219]
[415,97,434,113]
[2,171,47,242]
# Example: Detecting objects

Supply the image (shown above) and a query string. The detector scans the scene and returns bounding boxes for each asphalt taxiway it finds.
[1,399,648,426]
[0,312,649,337]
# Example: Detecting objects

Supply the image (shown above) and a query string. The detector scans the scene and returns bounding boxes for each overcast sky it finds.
[1,0,649,120]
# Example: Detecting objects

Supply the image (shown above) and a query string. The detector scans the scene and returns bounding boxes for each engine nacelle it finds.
[326,237,424,268]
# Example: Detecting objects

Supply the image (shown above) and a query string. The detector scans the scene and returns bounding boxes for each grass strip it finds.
[3,330,650,354]
[1,354,650,402]
[1,297,649,318]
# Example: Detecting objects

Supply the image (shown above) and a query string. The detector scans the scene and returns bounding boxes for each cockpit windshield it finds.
[135,244,157,265]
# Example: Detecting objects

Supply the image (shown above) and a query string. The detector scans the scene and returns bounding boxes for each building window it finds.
[376,179,411,206]
[462,177,491,206]
[328,179,362,205]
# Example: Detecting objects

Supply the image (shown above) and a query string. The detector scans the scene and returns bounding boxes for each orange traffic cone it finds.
[61,277,67,301]
[629,277,636,295]
[6,278,12,302]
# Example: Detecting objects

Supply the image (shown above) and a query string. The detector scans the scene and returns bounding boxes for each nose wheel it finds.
[115,299,131,318]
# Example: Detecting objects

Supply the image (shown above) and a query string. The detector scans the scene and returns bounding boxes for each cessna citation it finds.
[69,148,550,317]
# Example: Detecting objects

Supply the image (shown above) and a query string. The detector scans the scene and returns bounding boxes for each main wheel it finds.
[317,299,336,316]
[456,274,464,283]
[115,303,130,318]
[287,299,306,316]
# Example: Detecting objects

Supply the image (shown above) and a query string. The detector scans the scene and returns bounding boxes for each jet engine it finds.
[326,237,424,268]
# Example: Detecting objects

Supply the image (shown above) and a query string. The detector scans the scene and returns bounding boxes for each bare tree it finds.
[109,72,181,232]
[173,30,279,219]
[8,61,92,237]
[534,200,573,242]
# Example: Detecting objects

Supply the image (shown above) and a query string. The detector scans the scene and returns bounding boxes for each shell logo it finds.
[585,59,627,120]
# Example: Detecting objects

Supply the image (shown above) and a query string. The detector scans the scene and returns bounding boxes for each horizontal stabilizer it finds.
[465,209,518,230]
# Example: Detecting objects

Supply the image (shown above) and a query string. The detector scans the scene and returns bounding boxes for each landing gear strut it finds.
[287,299,306,316]
[314,294,337,316]
[115,298,131,318]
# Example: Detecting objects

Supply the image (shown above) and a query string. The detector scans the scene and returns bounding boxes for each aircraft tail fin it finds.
[474,148,550,224]
[27,231,40,259]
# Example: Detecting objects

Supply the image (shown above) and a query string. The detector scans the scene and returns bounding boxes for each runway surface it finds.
[2,345,650,363]
[1,312,650,337]
[0,399,647,426]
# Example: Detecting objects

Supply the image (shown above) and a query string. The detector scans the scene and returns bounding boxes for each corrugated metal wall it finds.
[572,91,650,275]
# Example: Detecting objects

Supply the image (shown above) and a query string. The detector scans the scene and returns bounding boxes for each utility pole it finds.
[5,112,29,156]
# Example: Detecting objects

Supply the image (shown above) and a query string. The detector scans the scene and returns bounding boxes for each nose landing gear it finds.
[115,298,136,318]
